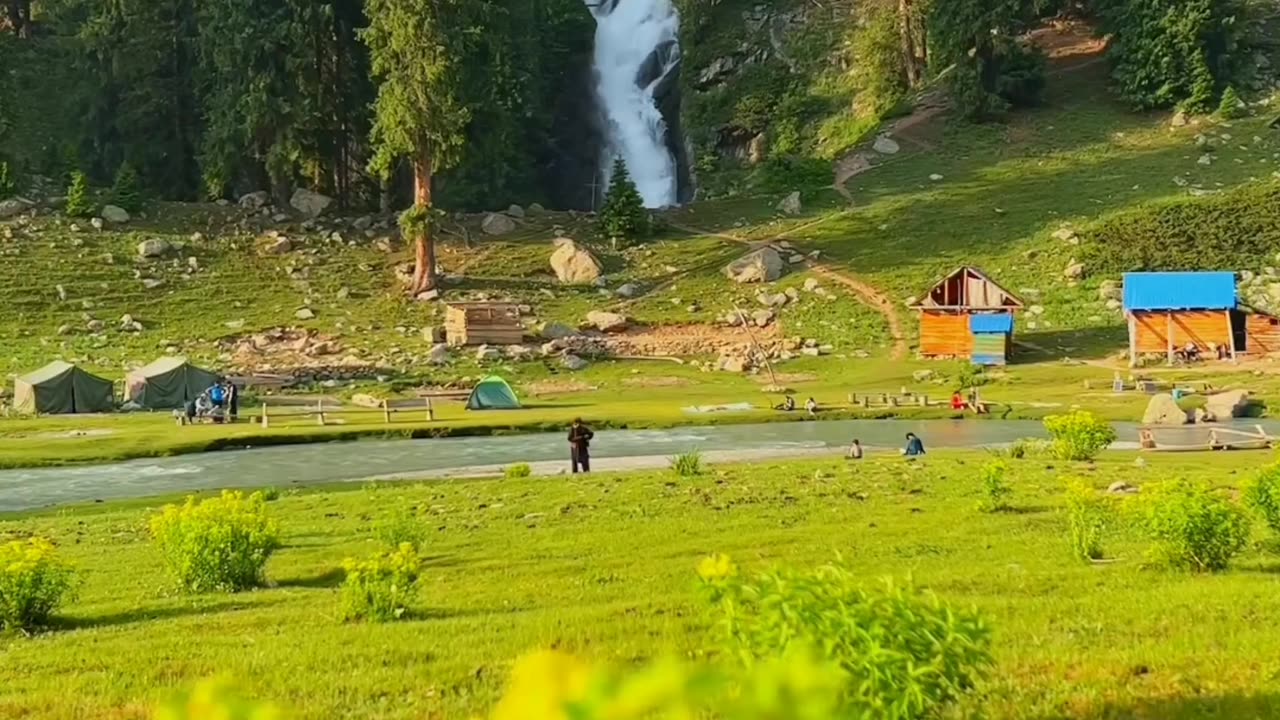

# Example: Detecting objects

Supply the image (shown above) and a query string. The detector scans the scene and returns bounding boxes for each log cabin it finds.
[1123,271,1280,365]
[444,302,524,347]
[911,266,1024,365]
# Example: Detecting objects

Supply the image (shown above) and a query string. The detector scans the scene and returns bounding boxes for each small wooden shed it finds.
[444,303,524,347]
[911,266,1024,365]
[1123,271,1280,364]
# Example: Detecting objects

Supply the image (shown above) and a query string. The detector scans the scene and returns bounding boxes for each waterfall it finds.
[587,0,681,209]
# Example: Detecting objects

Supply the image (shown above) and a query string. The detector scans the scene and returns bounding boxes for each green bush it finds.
[1002,437,1052,460]
[1079,183,1280,275]
[1140,479,1250,572]
[65,170,92,217]
[1043,411,1117,461]
[0,161,15,200]
[340,543,422,622]
[504,463,532,479]
[374,506,426,551]
[110,162,143,213]
[0,537,77,631]
[977,460,1013,513]
[1243,462,1280,534]
[699,555,991,718]
[1218,86,1245,119]
[1064,481,1111,562]
[598,157,648,242]
[670,450,703,478]
[149,490,281,593]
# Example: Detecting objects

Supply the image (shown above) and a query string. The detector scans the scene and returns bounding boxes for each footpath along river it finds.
[1,419,1273,512]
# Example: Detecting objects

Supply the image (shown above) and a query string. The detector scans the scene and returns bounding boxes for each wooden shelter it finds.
[1123,272,1280,365]
[444,303,524,347]
[911,267,1024,365]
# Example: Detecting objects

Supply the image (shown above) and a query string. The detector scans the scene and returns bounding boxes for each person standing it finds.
[568,418,594,474]
[224,379,239,421]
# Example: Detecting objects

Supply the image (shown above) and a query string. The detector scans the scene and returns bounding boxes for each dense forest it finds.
[0,0,1275,290]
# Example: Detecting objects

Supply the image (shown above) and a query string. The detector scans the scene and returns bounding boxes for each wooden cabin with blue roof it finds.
[1123,271,1280,365]
[911,266,1023,366]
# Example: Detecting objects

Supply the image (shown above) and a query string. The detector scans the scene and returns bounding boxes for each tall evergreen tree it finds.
[599,157,647,242]
[364,0,471,295]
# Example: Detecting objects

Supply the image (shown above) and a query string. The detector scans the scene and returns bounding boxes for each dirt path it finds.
[666,218,909,360]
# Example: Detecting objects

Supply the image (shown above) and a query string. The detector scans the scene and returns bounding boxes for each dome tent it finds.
[124,357,220,409]
[465,376,521,410]
[13,361,114,415]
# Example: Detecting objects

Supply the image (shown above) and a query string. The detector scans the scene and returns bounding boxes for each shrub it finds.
[1003,437,1052,459]
[1140,479,1250,572]
[340,543,422,622]
[699,555,991,718]
[670,450,703,478]
[149,490,281,593]
[155,677,280,719]
[504,463,532,479]
[65,170,92,217]
[598,157,648,242]
[0,537,77,631]
[110,162,143,213]
[1043,411,1117,461]
[0,161,15,200]
[1218,86,1246,119]
[259,487,281,502]
[977,460,1012,513]
[1064,481,1111,561]
[374,506,425,551]
[1243,462,1280,534]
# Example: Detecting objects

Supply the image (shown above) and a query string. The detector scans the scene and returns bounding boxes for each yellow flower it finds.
[491,651,593,720]
[697,553,736,583]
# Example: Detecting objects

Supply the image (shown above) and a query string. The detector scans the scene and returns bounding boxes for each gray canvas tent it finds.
[13,361,114,415]
[124,357,219,409]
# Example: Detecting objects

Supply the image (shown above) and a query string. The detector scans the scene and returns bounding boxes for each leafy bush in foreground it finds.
[149,491,281,593]
[340,543,422,622]
[1065,481,1111,562]
[1043,411,1117,461]
[155,677,280,720]
[504,463,532,479]
[977,460,1013,513]
[670,450,703,478]
[1243,462,1280,534]
[699,555,991,718]
[374,506,425,551]
[0,537,77,631]
[1141,480,1250,572]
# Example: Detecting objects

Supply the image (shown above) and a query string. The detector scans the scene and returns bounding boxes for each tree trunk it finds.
[898,0,921,88]
[410,153,436,296]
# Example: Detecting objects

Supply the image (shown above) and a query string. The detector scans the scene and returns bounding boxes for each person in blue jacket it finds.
[904,432,926,457]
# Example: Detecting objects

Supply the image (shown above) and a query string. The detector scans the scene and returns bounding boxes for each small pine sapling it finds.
[598,157,648,243]
[111,162,143,213]
[65,171,92,218]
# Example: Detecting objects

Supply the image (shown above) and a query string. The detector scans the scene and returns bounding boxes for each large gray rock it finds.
[586,311,628,333]
[550,238,603,284]
[428,343,451,365]
[873,135,900,155]
[615,283,641,299]
[0,198,33,219]
[101,205,130,224]
[137,238,171,258]
[724,247,785,284]
[481,212,517,236]
[506,204,525,219]
[776,191,802,216]
[561,354,588,371]
[1205,390,1251,420]
[718,356,749,373]
[1142,394,1190,426]
[239,191,270,210]
[539,322,579,340]
[260,237,293,255]
[290,188,333,218]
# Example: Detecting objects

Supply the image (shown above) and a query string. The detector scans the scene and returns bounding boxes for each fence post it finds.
[918,395,928,407]
[383,399,391,425]
[426,396,435,422]
[316,399,325,426]
[847,392,856,404]
[260,403,269,429]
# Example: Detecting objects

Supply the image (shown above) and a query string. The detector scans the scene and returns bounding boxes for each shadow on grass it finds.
[276,567,347,589]
[1034,693,1280,719]
[57,595,289,631]
[1015,327,1129,362]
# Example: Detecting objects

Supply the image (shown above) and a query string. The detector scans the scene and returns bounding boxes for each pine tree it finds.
[1218,86,1244,120]
[111,162,143,212]
[66,171,92,217]
[365,0,472,295]
[599,157,648,242]
[0,161,15,200]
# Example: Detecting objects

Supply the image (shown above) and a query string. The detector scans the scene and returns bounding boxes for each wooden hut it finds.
[444,303,524,347]
[1123,271,1280,364]
[911,266,1024,365]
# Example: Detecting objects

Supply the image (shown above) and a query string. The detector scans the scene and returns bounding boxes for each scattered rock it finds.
[873,135,900,155]
[718,356,749,373]
[481,212,517,236]
[586,311,628,333]
[90,217,104,230]
[239,191,270,210]
[86,319,105,332]
[1063,260,1085,280]
[724,247,785,284]
[506,204,525,219]
[539,322,579,340]
[119,314,143,332]
[561,354,588,371]
[290,188,333,218]
[615,282,641,299]
[0,198,33,219]
[1105,298,1122,310]
[1108,481,1138,494]
[137,238,171,258]
[1052,227,1079,243]
[912,369,935,382]
[1205,389,1251,420]
[1098,280,1122,301]
[751,309,775,327]
[1142,394,1190,425]
[475,345,502,361]
[260,237,293,255]
[1029,305,1046,316]
[336,286,351,301]
[187,256,199,271]
[428,343,451,365]
[100,205,130,224]
[352,216,374,231]
[528,203,546,214]
[929,173,944,182]
[550,238,603,284]
[56,324,72,336]
[55,284,67,302]
[776,191,802,216]
[295,307,316,320]
[142,278,165,290]
[1171,111,1188,128]
[1197,154,1213,166]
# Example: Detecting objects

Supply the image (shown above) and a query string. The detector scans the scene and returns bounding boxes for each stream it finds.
[4,419,1273,513]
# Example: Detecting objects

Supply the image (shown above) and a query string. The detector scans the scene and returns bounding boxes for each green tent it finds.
[124,357,220,409]
[466,375,521,410]
[13,361,114,415]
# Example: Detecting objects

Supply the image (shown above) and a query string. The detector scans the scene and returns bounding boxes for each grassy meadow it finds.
[5,451,1280,718]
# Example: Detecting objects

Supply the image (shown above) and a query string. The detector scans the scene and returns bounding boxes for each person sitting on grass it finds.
[951,392,967,411]
[847,438,863,460]
[903,432,926,457]
[775,396,796,412]
[805,397,818,416]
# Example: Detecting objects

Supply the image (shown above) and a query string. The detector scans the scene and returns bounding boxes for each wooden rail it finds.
[259,397,437,428]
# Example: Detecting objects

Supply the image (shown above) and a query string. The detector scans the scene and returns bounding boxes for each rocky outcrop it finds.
[724,247,785,284]
[290,189,333,218]
[550,238,603,284]
[586,311,629,333]
[100,205,130,224]
[481,212,517,236]
[239,191,270,210]
[137,238,171,258]
[776,191,801,216]
[1205,390,1251,420]
[1142,394,1189,425]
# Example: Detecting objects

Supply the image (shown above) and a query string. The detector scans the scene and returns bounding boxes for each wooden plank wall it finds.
[1245,314,1280,354]
[919,311,972,357]
[445,305,524,346]
[1132,311,1231,353]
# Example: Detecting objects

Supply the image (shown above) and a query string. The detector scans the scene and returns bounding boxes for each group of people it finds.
[181,379,239,425]
[775,395,820,416]
[845,432,926,460]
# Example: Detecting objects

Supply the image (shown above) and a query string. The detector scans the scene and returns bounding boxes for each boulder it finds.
[1108,481,1138,495]
[539,322,579,340]
[776,191,802,216]
[506,204,525,219]
[481,212,517,236]
[1142,394,1190,426]
[0,198,33,219]
[475,345,502,361]
[137,238,171,258]
[1028,305,1045,316]
[101,205,130,224]
[119,314,143,332]
[295,307,316,320]
[724,247,785,284]
[615,282,641,299]
[1063,260,1085,280]
[1171,110,1189,128]
[586,311,628,333]
[1204,389,1251,420]
[561,354,588,371]
[239,191,270,210]
[873,135,900,155]
[528,203,546,214]
[352,216,374,231]
[90,217,104,230]
[1098,280,1122,301]
[260,237,293,255]
[549,239,603,284]
[912,370,935,382]
[1052,227,1078,243]
[803,278,821,292]
[718,356,749,373]
[142,278,165,290]
[290,188,333,218]
[751,309,775,327]
[428,343,451,365]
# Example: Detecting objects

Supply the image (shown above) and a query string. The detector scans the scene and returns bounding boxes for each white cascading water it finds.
[588,0,681,208]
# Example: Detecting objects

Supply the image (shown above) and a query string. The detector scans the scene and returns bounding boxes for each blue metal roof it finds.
[1122,272,1237,312]
[969,313,1014,333]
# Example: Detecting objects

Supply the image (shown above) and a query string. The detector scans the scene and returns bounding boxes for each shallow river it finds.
[1,419,1273,512]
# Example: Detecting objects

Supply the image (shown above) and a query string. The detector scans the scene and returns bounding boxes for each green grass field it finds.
[5,451,1280,718]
